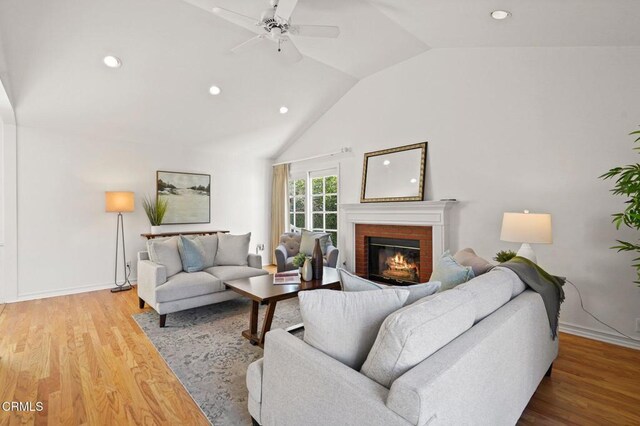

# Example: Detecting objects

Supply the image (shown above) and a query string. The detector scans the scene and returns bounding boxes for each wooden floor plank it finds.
[1,284,638,425]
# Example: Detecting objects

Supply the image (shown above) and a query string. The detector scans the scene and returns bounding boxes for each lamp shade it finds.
[105,191,135,213]
[500,211,552,244]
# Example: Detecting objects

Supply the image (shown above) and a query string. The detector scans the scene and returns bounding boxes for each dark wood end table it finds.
[224,267,340,348]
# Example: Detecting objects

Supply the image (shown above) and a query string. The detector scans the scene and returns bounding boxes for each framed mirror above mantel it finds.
[360,142,427,203]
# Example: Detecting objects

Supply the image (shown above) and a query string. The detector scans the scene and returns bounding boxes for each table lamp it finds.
[105,191,135,292]
[500,210,552,263]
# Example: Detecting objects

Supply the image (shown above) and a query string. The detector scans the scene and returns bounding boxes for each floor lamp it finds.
[105,191,135,293]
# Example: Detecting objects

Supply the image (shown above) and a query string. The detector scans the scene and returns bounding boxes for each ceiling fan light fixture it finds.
[209,85,222,95]
[490,10,511,20]
[279,106,289,114]
[103,55,122,68]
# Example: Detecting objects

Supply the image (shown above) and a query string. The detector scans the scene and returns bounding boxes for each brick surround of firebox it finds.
[355,224,433,283]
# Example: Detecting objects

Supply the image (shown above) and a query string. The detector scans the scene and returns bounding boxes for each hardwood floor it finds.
[1,286,638,426]
[0,290,209,425]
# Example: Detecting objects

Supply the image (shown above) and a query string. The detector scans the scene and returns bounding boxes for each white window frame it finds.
[287,164,340,246]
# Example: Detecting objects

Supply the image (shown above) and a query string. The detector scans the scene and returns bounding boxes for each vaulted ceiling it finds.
[0,0,638,157]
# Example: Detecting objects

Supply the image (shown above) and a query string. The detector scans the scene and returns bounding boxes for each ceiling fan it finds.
[212,0,340,63]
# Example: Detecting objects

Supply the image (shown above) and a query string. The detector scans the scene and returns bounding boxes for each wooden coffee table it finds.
[225,267,341,348]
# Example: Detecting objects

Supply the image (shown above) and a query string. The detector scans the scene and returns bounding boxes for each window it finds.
[288,169,339,247]
[288,178,306,229]
[311,175,338,247]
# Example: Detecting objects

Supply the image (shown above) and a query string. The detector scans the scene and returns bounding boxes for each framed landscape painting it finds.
[157,171,211,224]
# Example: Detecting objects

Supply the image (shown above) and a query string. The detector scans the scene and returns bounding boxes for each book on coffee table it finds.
[273,271,301,285]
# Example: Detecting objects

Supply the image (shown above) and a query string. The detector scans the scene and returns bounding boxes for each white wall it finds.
[14,126,271,300]
[0,77,17,304]
[277,47,640,345]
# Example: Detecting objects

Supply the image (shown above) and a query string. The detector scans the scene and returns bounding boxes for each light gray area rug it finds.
[133,297,302,426]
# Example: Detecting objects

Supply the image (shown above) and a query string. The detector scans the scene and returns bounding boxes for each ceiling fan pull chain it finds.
[278,38,282,52]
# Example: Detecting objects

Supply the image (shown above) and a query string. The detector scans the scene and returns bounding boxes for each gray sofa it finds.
[137,235,268,327]
[246,268,557,425]
[275,232,339,272]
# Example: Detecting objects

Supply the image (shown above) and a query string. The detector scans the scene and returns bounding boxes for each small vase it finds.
[151,225,162,234]
[302,259,313,281]
[312,239,323,280]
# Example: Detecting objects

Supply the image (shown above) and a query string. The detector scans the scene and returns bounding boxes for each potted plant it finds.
[494,250,518,263]
[142,196,168,234]
[600,127,640,285]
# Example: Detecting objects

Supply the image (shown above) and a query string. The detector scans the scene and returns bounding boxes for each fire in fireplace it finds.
[368,237,420,285]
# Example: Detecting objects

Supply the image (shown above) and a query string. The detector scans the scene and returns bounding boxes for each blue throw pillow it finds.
[177,236,206,273]
[431,251,475,291]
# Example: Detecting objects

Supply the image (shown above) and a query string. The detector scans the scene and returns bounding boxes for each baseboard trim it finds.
[12,278,138,303]
[559,321,640,350]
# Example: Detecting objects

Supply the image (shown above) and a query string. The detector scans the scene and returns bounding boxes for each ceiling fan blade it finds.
[274,0,298,22]
[278,36,303,63]
[231,35,267,54]
[289,25,340,38]
[212,6,262,34]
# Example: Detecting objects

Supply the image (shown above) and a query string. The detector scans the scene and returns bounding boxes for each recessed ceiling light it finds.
[491,10,511,20]
[410,178,417,183]
[383,160,391,166]
[209,85,221,95]
[279,106,289,114]
[103,55,122,68]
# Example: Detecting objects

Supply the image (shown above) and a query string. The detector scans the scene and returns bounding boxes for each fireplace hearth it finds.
[368,237,420,285]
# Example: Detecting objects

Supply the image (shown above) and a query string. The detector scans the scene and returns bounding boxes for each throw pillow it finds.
[148,237,182,277]
[431,251,475,292]
[177,236,206,273]
[360,289,476,387]
[298,288,409,370]
[196,234,218,268]
[299,229,330,256]
[338,268,441,305]
[453,248,494,277]
[215,232,250,266]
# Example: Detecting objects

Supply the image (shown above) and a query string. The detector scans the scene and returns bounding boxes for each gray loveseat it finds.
[275,232,339,272]
[246,268,557,425]
[137,234,268,327]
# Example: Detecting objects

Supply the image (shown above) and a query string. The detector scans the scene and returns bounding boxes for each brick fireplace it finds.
[355,224,433,283]
[339,201,456,281]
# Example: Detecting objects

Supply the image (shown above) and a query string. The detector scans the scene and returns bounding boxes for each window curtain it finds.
[271,163,289,264]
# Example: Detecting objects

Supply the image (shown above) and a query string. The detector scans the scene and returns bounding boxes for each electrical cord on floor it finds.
[565,279,640,342]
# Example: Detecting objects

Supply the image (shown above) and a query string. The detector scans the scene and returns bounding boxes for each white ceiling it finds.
[0,0,638,157]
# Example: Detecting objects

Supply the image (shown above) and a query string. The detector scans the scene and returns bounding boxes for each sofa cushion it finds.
[215,232,251,266]
[197,234,218,268]
[177,236,206,272]
[298,289,409,370]
[456,268,519,323]
[155,271,225,303]
[431,251,475,292]
[279,233,301,258]
[453,248,494,277]
[299,229,330,256]
[148,237,182,277]
[204,265,268,282]
[339,269,441,306]
[360,289,476,388]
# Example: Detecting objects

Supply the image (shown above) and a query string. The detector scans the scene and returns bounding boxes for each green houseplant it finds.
[142,196,168,233]
[600,127,640,285]
[494,250,518,263]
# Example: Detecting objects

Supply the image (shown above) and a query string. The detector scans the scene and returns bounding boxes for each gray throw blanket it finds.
[497,256,565,339]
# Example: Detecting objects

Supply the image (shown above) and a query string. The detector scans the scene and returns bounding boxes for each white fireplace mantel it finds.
[338,201,457,272]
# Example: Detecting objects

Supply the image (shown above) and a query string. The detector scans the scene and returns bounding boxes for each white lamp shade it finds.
[105,191,135,213]
[500,212,552,244]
